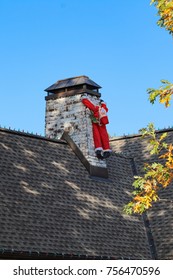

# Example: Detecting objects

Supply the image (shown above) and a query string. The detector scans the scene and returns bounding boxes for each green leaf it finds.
[161,79,171,85]
[123,202,134,215]
[159,132,167,141]
[162,142,168,149]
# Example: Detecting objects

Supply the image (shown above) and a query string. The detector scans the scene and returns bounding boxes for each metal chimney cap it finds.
[45,75,101,93]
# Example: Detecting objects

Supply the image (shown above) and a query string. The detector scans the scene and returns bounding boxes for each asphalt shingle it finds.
[0,128,151,259]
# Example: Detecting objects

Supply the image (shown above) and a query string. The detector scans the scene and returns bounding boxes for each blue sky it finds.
[0,0,173,137]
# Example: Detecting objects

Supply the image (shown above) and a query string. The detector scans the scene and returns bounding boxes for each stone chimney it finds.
[44,75,108,178]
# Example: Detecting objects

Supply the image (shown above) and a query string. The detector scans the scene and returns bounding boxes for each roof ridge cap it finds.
[0,127,66,144]
[110,127,173,141]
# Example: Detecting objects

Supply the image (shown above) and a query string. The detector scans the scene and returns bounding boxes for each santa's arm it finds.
[81,98,96,112]
[101,101,108,112]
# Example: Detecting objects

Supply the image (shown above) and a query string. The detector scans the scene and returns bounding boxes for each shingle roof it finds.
[45,75,101,92]
[0,128,151,259]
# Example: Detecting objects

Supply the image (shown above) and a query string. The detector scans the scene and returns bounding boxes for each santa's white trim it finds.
[95,147,103,151]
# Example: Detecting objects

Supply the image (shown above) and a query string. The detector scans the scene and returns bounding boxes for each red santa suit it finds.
[82,97,111,159]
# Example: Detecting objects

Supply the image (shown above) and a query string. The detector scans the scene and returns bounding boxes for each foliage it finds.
[148,2,173,107]
[147,80,173,107]
[124,123,173,214]
[124,1,173,215]
[151,0,173,35]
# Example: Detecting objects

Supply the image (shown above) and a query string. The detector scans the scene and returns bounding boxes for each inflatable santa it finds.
[81,96,111,159]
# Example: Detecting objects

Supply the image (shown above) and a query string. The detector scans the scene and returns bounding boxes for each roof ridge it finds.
[57,75,89,82]
[0,127,66,144]
[110,127,173,141]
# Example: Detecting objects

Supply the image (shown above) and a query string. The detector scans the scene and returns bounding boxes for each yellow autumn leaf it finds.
[133,203,142,214]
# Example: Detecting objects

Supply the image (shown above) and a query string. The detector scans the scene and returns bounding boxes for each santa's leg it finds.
[98,125,111,158]
[92,123,103,159]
